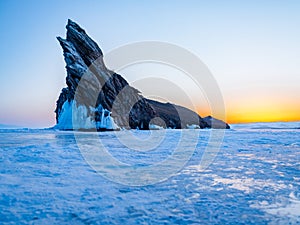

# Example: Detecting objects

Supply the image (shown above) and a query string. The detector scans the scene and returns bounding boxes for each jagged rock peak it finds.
[63,19,103,67]
[55,20,157,130]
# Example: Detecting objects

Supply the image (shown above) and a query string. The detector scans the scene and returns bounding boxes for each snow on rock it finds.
[186,124,200,129]
[149,124,164,130]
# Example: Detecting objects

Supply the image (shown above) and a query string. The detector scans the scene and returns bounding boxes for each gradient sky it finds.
[0,0,299,127]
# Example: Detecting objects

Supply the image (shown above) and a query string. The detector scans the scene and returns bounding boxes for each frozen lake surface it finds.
[0,122,299,224]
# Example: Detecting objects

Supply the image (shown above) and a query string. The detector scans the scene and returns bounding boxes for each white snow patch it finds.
[251,192,300,222]
[185,193,200,204]
[149,124,164,130]
[213,176,287,194]
[186,124,200,129]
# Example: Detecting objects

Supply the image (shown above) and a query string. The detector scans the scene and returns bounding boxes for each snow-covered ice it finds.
[0,122,299,224]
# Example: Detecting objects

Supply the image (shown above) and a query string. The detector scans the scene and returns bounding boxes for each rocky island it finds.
[55,20,230,130]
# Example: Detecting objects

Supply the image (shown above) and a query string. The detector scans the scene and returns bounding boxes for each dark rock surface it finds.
[55,20,230,130]
[203,116,230,129]
[146,100,208,129]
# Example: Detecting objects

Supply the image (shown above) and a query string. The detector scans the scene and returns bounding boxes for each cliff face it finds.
[55,20,229,130]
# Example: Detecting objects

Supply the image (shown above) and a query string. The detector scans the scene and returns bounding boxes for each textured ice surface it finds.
[0,122,299,224]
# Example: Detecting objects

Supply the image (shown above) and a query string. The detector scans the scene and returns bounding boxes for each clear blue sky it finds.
[0,0,299,127]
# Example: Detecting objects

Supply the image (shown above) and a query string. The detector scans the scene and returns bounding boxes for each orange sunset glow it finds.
[224,98,299,124]
[195,92,300,124]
